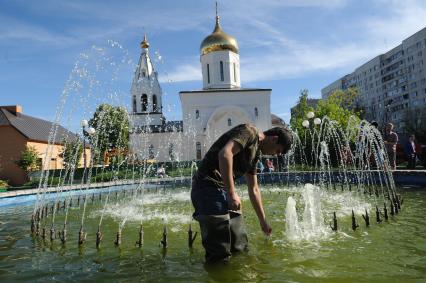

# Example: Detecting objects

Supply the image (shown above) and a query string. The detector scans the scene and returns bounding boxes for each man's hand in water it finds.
[260,219,272,236]
[228,191,241,211]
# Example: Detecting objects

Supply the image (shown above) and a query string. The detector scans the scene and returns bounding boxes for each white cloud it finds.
[0,16,75,45]
[159,63,201,83]
[234,0,426,83]
[363,0,426,47]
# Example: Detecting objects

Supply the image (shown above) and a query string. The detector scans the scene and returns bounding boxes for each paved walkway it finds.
[0,176,191,199]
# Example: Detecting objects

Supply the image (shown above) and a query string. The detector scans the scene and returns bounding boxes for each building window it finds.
[133,96,137,112]
[254,107,258,118]
[207,64,210,84]
[142,69,146,77]
[228,118,232,126]
[196,142,202,160]
[149,144,155,159]
[195,110,199,119]
[141,94,148,111]
[220,61,224,81]
[233,63,236,82]
[152,95,158,112]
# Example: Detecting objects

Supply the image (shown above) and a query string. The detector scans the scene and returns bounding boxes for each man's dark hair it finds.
[264,126,293,153]
[371,121,378,128]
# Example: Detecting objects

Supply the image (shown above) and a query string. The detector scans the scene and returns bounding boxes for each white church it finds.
[129,14,285,162]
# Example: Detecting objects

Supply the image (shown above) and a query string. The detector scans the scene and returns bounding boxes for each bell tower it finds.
[130,33,164,127]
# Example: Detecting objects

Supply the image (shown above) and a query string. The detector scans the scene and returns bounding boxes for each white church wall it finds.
[179,89,271,158]
[201,51,240,89]
[129,131,185,162]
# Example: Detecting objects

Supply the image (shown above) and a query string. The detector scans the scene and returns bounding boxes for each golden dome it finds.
[140,33,149,49]
[200,16,239,56]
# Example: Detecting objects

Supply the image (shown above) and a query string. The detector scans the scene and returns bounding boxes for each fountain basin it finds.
[0,183,425,282]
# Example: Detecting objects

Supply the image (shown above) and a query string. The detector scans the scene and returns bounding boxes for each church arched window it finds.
[220,61,224,81]
[233,63,237,82]
[142,69,146,77]
[195,110,199,119]
[152,95,158,112]
[196,142,202,160]
[141,94,148,112]
[207,64,210,84]
[228,118,232,126]
[133,96,137,112]
[254,107,258,118]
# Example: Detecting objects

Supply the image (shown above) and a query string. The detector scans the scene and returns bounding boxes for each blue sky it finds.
[1,0,426,128]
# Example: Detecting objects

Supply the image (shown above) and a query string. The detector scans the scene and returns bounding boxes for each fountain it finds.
[0,42,425,282]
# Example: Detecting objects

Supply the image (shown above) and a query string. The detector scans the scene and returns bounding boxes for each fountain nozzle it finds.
[351,210,359,231]
[36,220,40,236]
[96,226,103,248]
[390,201,395,216]
[136,225,144,247]
[188,224,198,248]
[330,212,338,231]
[31,214,36,235]
[114,230,121,246]
[50,224,56,241]
[383,203,389,220]
[78,225,87,246]
[59,224,67,244]
[376,206,382,223]
[362,209,370,227]
[41,226,47,240]
[161,225,168,249]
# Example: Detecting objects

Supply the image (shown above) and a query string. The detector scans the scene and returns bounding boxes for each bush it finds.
[0,179,8,192]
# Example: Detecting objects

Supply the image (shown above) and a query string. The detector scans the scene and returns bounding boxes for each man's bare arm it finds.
[246,173,272,235]
[218,140,242,211]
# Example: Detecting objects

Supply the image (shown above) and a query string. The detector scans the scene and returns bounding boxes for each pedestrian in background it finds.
[384,123,398,170]
[405,134,417,169]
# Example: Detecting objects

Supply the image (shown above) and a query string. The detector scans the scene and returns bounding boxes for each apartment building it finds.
[322,28,426,133]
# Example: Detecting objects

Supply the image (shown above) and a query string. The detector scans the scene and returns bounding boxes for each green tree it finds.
[289,88,362,167]
[290,89,315,135]
[60,138,83,169]
[89,104,129,164]
[16,145,40,172]
[403,107,426,142]
[316,87,361,129]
